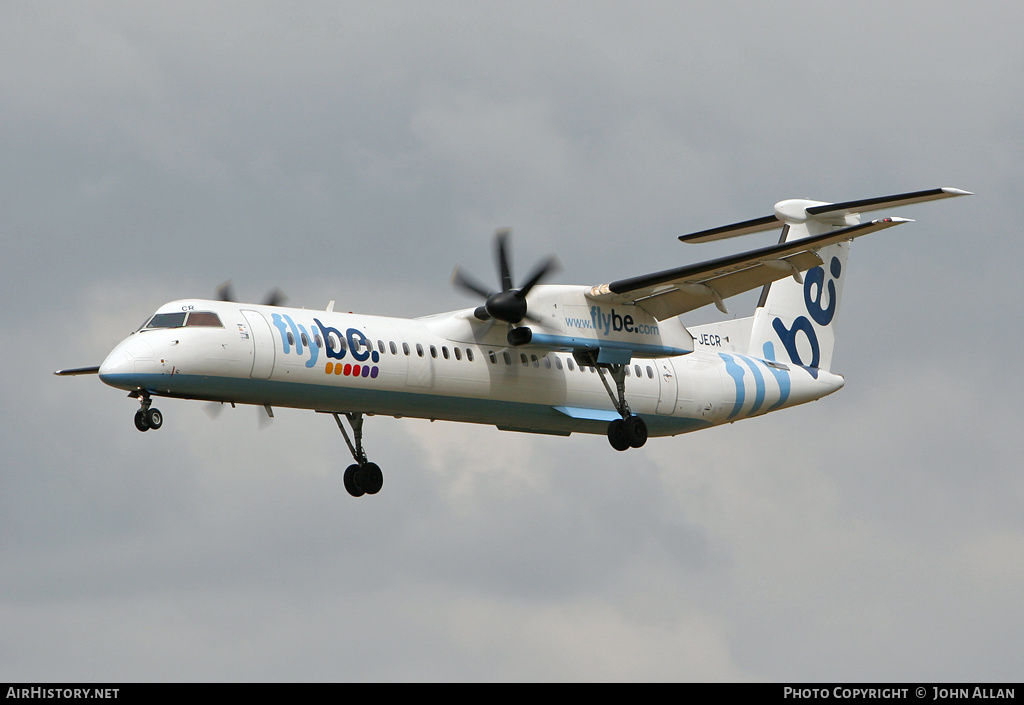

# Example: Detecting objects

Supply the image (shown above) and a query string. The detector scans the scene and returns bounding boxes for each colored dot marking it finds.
[325,362,333,374]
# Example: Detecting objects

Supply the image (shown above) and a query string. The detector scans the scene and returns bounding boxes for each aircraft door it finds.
[656,358,678,414]
[241,310,275,379]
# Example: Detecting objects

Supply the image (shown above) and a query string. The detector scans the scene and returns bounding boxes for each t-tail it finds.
[681,188,972,374]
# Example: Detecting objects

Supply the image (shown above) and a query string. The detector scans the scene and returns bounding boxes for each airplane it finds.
[56,187,971,497]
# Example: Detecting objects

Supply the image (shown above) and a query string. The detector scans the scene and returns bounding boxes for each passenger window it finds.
[555,358,562,370]
[625,366,631,377]
[567,359,575,371]
[521,354,529,366]
[454,347,462,361]
[634,364,641,378]
[403,342,411,356]
[287,332,295,346]
[390,341,398,355]
[314,334,323,348]
[531,355,539,367]
[488,351,497,364]
[300,332,309,347]
[647,366,654,379]
[416,344,424,357]
[442,346,449,360]
[503,352,512,365]
[326,332,345,353]
[430,345,437,358]
[466,348,474,362]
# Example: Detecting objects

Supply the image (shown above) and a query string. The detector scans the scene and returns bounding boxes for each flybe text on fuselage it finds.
[270,312,380,378]
[564,306,659,337]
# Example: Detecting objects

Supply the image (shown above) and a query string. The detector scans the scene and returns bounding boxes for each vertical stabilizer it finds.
[748,215,850,374]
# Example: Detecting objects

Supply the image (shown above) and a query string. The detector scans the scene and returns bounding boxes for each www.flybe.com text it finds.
[564,306,659,336]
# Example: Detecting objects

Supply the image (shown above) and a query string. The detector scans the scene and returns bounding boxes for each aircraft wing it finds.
[587,218,909,320]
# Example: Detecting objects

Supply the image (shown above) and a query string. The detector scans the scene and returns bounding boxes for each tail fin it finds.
[748,217,849,373]
[675,188,972,372]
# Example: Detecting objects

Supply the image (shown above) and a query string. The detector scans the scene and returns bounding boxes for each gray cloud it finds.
[2,0,1021,681]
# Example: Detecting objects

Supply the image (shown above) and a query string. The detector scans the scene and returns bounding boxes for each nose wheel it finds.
[130,390,163,432]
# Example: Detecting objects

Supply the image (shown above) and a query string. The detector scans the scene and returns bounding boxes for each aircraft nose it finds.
[98,337,155,389]
[98,348,134,378]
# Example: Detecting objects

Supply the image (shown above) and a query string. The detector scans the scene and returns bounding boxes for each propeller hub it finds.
[485,290,527,324]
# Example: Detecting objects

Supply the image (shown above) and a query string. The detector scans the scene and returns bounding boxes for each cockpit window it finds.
[141,311,223,330]
[144,312,187,329]
[185,312,222,327]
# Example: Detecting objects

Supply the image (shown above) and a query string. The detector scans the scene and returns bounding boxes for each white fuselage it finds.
[98,293,844,439]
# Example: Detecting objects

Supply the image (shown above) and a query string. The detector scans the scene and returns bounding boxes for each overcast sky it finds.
[2,1,1022,682]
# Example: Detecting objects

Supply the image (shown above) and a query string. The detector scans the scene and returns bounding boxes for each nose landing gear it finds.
[130,390,163,432]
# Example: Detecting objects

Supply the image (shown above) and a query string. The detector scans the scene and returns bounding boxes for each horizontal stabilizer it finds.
[679,187,971,243]
[678,215,781,243]
[805,187,973,218]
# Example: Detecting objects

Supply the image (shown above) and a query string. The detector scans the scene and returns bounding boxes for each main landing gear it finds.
[588,359,648,452]
[330,412,383,497]
[130,390,163,432]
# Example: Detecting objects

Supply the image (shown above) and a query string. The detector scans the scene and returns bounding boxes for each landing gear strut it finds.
[331,412,383,497]
[130,389,163,432]
[583,357,647,452]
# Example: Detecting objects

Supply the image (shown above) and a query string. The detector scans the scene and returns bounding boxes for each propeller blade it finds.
[495,228,514,292]
[452,267,495,299]
[518,255,561,297]
[204,402,226,420]
[262,288,287,307]
[216,281,236,302]
[450,228,560,326]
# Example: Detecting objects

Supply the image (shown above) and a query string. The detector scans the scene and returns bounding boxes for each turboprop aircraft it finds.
[56,187,970,497]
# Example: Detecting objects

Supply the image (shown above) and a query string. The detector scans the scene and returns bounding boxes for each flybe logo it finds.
[770,255,841,377]
[565,306,660,337]
[270,313,380,379]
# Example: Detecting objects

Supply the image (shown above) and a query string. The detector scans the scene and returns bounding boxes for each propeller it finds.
[452,229,559,324]
[216,281,287,307]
